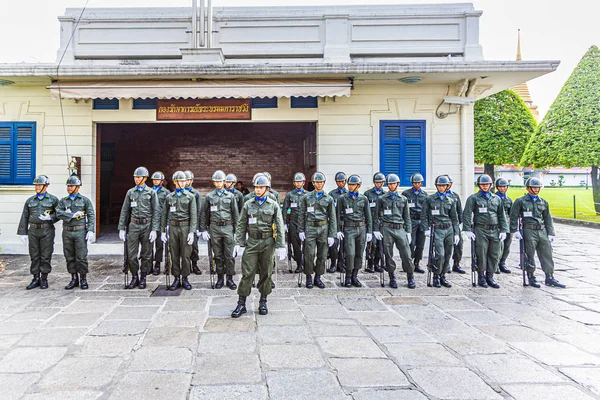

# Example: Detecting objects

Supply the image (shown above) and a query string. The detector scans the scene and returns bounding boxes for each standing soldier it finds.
[495,177,513,274]
[225,173,245,212]
[160,171,197,290]
[151,171,170,275]
[327,172,347,273]
[118,167,160,289]
[373,174,415,289]
[17,175,60,290]
[337,174,372,287]
[56,176,96,290]
[298,172,337,289]
[283,172,307,273]
[363,172,386,273]
[231,175,286,317]
[510,177,565,288]
[422,175,460,288]
[244,173,278,203]
[444,175,466,274]
[462,174,508,288]
[184,170,203,275]
[200,170,239,289]
[402,173,428,274]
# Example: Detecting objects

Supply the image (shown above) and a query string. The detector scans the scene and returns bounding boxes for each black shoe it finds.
[168,276,181,291]
[365,265,375,273]
[192,263,202,275]
[407,274,415,289]
[127,273,139,289]
[231,296,247,318]
[440,275,452,288]
[226,275,237,290]
[389,272,398,289]
[40,273,49,289]
[414,264,425,274]
[452,265,466,274]
[498,263,511,274]
[306,275,314,289]
[65,273,79,290]
[152,262,160,276]
[528,273,541,288]
[215,275,224,289]
[337,265,346,274]
[80,274,88,290]
[294,266,301,274]
[327,264,336,273]
[486,274,500,289]
[258,295,268,315]
[478,275,488,288]
[26,274,41,290]
[351,269,362,287]
[545,275,566,288]
[271,281,275,289]
[138,273,147,289]
[182,276,192,290]
[432,275,441,288]
[344,274,353,287]
[314,274,325,289]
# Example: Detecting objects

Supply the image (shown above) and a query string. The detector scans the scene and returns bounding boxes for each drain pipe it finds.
[460,104,469,202]
[207,0,213,48]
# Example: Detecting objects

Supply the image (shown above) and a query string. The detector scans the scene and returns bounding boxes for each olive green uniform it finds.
[17,193,60,274]
[270,188,282,205]
[118,186,160,275]
[186,187,203,266]
[336,192,372,273]
[328,188,347,269]
[283,189,307,268]
[235,197,285,296]
[422,193,460,275]
[228,188,245,212]
[153,186,171,264]
[244,190,277,203]
[298,191,337,276]
[497,193,513,267]
[402,188,428,265]
[56,194,95,274]
[363,187,385,268]
[160,190,197,277]
[447,190,464,270]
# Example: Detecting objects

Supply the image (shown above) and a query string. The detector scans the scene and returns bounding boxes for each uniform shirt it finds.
[496,192,513,219]
[186,187,203,232]
[401,188,428,220]
[446,190,463,224]
[363,187,385,220]
[298,190,337,238]
[56,194,96,232]
[17,193,60,235]
[283,188,307,223]
[243,190,277,204]
[160,190,197,233]
[336,192,373,233]
[199,189,239,232]
[462,191,508,233]
[509,194,555,236]
[227,188,245,212]
[270,188,281,205]
[422,193,459,235]
[235,197,285,248]
[328,187,347,207]
[153,186,171,215]
[373,191,412,233]
[118,186,160,232]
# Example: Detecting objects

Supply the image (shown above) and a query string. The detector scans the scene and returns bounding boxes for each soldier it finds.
[363,172,386,273]
[200,170,239,289]
[462,174,508,288]
[402,173,428,274]
[17,175,60,290]
[298,172,337,289]
[184,170,203,275]
[151,171,170,275]
[160,171,197,290]
[336,174,372,287]
[244,173,278,203]
[225,173,245,212]
[510,177,565,288]
[327,172,347,273]
[118,167,160,289]
[444,175,466,274]
[495,177,513,274]
[56,176,96,290]
[422,175,460,288]
[231,175,286,317]
[373,174,415,289]
[283,172,307,273]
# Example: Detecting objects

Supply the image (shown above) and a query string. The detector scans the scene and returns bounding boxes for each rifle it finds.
[337,220,345,284]
[208,239,215,289]
[426,225,437,287]
[518,219,529,287]
[365,238,373,271]
[297,241,305,287]
[378,234,385,287]
[286,224,293,273]
[122,228,129,288]
[164,231,171,289]
[470,230,477,287]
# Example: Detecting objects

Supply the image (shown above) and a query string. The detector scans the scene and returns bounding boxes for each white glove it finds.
[119,230,126,242]
[328,237,335,247]
[406,233,412,245]
[366,233,373,242]
[161,232,168,243]
[425,230,431,238]
[548,235,555,243]
[499,232,507,241]
[454,235,460,245]
[233,245,245,257]
[285,224,289,233]
[299,232,306,241]
[373,231,383,241]
[187,232,194,245]
[514,231,523,240]
[459,223,463,231]
[201,231,210,241]
[464,231,476,241]
[196,230,201,238]
[85,232,96,243]
[73,211,85,219]
[336,232,344,240]
[20,235,29,245]
[38,213,52,221]
[276,247,287,261]
[149,231,157,243]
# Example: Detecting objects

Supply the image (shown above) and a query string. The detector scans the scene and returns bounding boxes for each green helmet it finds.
[133,167,149,177]
[348,174,362,185]
[262,171,272,181]
[225,173,237,183]
[312,172,326,183]
[526,177,543,188]
[435,175,450,185]
[386,174,400,185]
[335,172,347,182]
[172,171,187,181]
[410,173,424,183]
[293,172,306,182]
[184,170,194,180]
[495,177,509,187]
[373,172,386,183]
[254,175,270,187]
[33,175,50,185]
[151,171,165,181]
[444,174,454,183]
[212,170,226,181]
[66,175,82,186]
[477,174,493,185]
[252,172,265,185]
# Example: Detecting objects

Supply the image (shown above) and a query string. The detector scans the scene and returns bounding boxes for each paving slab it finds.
[198,332,256,354]
[0,373,41,399]
[559,367,600,396]
[90,320,150,336]
[255,310,305,326]
[63,299,119,313]
[366,326,436,344]
[0,346,67,372]
[109,371,192,400]
[5,308,60,321]
[163,299,207,311]
[448,310,516,326]
[338,296,389,311]
[501,383,595,400]
[308,318,367,337]
[127,346,193,372]
[299,304,351,319]
[385,343,462,367]
[40,357,123,388]
[44,312,104,328]
[465,353,566,383]
[511,342,600,366]
[0,334,22,349]
[317,337,386,358]
[21,390,104,400]
[189,384,268,400]
[203,317,256,332]
[77,335,140,357]
[350,388,429,399]
[193,353,261,384]
[150,311,206,328]
[105,306,160,320]
[330,357,409,387]
[17,327,88,346]
[476,325,554,342]
[349,311,407,326]
[257,325,313,344]
[142,327,199,347]
[407,367,502,400]
[261,344,325,368]
[558,310,600,325]
[266,369,347,400]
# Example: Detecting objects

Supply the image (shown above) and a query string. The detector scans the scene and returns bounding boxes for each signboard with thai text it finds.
[157,99,251,120]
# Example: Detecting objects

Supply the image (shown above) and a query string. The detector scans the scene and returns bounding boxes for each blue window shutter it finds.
[251,97,278,109]
[93,98,119,110]
[133,98,157,109]
[380,120,426,186]
[15,123,36,184]
[0,125,10,184]
[291,96,318,108]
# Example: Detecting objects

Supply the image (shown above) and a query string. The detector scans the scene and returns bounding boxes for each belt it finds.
[131,217,151,225]
[29,222,51,229]
[475,223,498,230]
[434,222,453,229]
[170,220,190,227]
[344,221,366,228]
[523,223,545,231]
[383,222,404,229]
[63,225,86,232]
[307,220,327,227]
[249,231,273,239]
[410,215,421,220]
[213,221,232,226]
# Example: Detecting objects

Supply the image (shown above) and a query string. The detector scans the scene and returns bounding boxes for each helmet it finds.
[526,177,543,188]
[33,175,50,185]
[312,172,326,183]
[151,171,165,181]
[335,172,347,182]
[252,172,265,185]
[225,173,237,183]
[172,171,187,181]
[262,171,272,181]
[410,173,424,183]
[444,174,454,183]
[66,176,82,186]
[212,170,226,181]
[184,170,194,180]
[373,172,386,183]
[254,175,271,187]
[133,167,149,177]
[495,177,509,187]
[293,172,306,182]
[476,174,493,185]
[435,175,451,185]
[386,174,400,185]
[347,174,362,185]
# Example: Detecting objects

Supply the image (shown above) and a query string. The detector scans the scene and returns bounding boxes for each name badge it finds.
[408,203,415,208]
[369,202,376,208]
[130,201,137,207]
[66,208,72,213]
[384,209,392,215]
[307,206,315,213]
[345,208,353,214]
[210,206,218,212]
[249,217,257,224]
[170,206,176,212]
[478,207,488,214]
[432,209,440,216]
[291,202,298,208]
[524,211,533,218]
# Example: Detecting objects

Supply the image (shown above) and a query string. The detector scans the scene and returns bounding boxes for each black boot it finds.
[452,264,466,274]
[26,274,41,290]
[498,262,511,274]
[414,261,425,274]
[152,262,160,276]
[327,261,336,273]
[389,272,398,289]
[138,273,147,289]
[440,274,452,288]
[294,264,301,274]
[528,272,541,288]
[231,296,247,318]
[351,269,362,287]
[486,273,500,289]
[478,273,488,288]
[192,262,202,275]
[40,273,49,289]
[226,275,237,290]
[126,273,139,289]
[407,273,415,289]
[545,274,566,288]
[215,274,224,289]
[306,274,314,289]
[344,272,353,287]
[365,260,375,273]
[271,281,275,289]
[258,294,268,315]
[182,276,192,290]
[80,274,88,290]
[374,264,384,273]
[65,273,79,290]
[432,274,441,288]
[314,274,325,289]
[168,276,181,291]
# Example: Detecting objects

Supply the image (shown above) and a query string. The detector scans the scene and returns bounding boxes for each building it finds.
[0,4,558,251]
[475,165,591,188]
[511,30,540,121]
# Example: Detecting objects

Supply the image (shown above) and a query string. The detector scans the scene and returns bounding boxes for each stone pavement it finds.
[0,223,600,399]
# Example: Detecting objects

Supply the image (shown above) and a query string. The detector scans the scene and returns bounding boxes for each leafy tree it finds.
[521,45,600,214]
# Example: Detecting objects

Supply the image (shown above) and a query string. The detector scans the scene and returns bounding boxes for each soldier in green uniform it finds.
[56,176,96,290]
[510,177,565,288]
[336,174,372,287]
[118,167,160,289]
[283,172,307,273]
[373,174,415,289]
[184,170,203,275]
[495,177,513,274]
[402,173,428,274]
[444,175,466,274]
[160,171,197,290]
[151,171,170,275]
[298,172,337,289]
[244,173,278,203]
[363,172,386,273]
[462,174,508,288]
[327,172,347,273]
[225,173,245,212]
[231,175,286,317]
[422,175,460,288]
[17,175,60,290]
[200,170,239,289]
